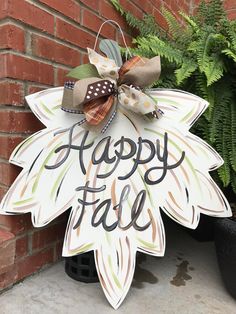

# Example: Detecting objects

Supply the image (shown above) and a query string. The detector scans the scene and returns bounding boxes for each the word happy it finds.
[46,129,185,185]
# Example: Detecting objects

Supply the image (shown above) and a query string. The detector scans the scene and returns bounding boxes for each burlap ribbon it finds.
[61,48,162,132]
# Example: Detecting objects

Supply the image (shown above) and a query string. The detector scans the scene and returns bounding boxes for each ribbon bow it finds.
[61,47,162,133]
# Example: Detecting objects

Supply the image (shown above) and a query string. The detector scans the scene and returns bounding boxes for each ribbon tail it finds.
[118,85,159,116]
[83,95,115,125]
[120,56,161,88]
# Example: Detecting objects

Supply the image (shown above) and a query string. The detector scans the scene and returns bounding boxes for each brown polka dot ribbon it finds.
[61,48,162,132]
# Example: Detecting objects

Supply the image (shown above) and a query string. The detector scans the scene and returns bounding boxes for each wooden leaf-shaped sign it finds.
[0,86,231,309]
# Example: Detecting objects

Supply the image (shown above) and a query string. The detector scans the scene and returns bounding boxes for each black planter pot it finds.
[215,218,236,300]
[187,186,235,242]
[65,251,98,283]
[187,215,217,242]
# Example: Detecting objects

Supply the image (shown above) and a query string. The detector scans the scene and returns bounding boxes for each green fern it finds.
[196,0,226,27]
[179,11,198,33]
[210,82,232,141]
[196,1,208,23]
[205,57,224,86]
[231,169,236,193]
[175,59,198,85]
[230,102,236,172]
[216,108,231,187]
[133,36,183,64]
[111,0,236,194]
[162,7,183,39]
[222,48,236,62]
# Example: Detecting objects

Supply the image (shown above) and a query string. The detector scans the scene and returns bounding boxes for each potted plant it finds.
[111,0,236,238]
[214,190,236,299]
[111,0,236,297]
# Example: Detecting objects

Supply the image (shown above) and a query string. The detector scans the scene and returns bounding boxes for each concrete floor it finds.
[0,219,236,314]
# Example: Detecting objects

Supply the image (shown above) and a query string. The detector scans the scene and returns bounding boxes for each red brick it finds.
[0,186,8,201]
[0,264,18,289]
[55,240,63,261]
[81,0,99,11]
[0,0,8,19]
[153,8,168,30]
[27,85,47,95]
[32,35,81,67]
[0,135,24,159]
[0,81,24,106]
[56,18,96,49]
[177,0,190,13]
[32,222,66,250]
[119,0,143,19]
[0,24,25,52]
[0,214,33,235]
[99,1,127,29]
[192,0,201,6]
[0,162,20,186]
[227,10,236,20]
[132,0,154,14]
[162,0,172,8]
[15,235,28,258]
[118,32,133,48]
[39,0,80,22]
[82,53,89,64]
[224,0,236,10]
[82,8,116,39]
[55,67,73,86]
[167,1,182,21]
[17,247,54,280]
[0,110,44,133]
[0,0,54,34]
[0,54,54,85]
[0,228,15,272]
[0,228,15,244]
[176,0,189,14]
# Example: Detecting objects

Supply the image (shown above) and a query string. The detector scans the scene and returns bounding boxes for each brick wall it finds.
[0,0,234,290]
[223,0,236,19]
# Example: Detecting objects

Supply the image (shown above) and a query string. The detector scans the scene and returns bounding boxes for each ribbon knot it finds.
[61,48,162,133]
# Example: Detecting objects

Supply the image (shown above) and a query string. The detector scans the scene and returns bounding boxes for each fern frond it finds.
[161,7,183,39]
[175,59,198,85]
[110,0,124,14]
[207,0,226,26]
[217,138,231,187]
[190,32,225,85]
[222,48,236,62]
[193,31,215,72]
[194,73,209,100]
[196,1,208,23]
[179,11,198,33]
[231,168,236,193]
[196,0,225,27]
[210,83,232,142]
[215,101,231,187]
[191,115,209,141]
[230,101,236,171]
[221,19,236,51]
[205,57,224,86]
[133,36,183,64]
